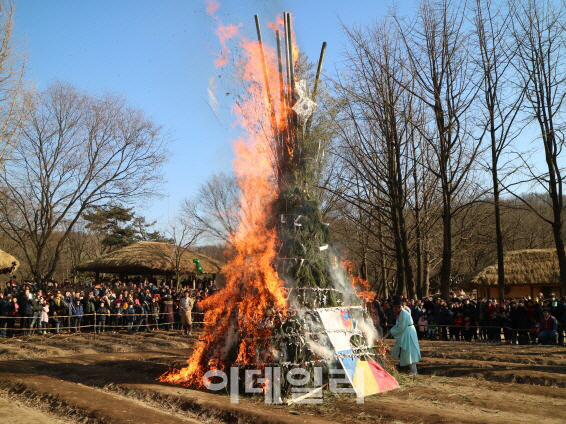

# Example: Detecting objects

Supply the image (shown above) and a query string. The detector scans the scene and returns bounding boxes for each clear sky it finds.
[13,0,411,226]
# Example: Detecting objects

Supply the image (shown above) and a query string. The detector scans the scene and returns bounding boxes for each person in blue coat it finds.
[125,303,137,333]
[390,300,422,375]
[72,299,84,333]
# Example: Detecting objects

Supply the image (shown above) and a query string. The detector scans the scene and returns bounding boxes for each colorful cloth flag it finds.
[317,307,399,397]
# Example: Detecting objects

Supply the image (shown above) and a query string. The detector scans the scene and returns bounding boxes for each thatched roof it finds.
[75,241,223,275]
[461,249,562,287]
[0,249,18,275]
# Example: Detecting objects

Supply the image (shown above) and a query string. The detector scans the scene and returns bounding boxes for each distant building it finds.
[460,249,563,299]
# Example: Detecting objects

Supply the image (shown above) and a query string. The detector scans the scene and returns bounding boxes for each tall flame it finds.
[160,12,293,388]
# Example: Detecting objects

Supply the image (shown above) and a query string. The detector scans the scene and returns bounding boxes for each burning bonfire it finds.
[160,9,398,398]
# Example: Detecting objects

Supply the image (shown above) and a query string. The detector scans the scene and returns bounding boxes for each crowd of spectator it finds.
[3,276,564,347]
[371,291,565,345]
[0,276,216,337]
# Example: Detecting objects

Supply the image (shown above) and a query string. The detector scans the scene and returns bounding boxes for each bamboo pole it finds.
[307,41,327,138]
[276,29,288,176]
[287,12,295,93]
[283,12,291,103]
[312,42,327,102]
[254,15,279,139]
[285,12,298,160]
[286,12,295,95]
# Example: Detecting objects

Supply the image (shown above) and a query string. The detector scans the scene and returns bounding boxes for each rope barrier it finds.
[381,323,556,331]
[0,310,212,333]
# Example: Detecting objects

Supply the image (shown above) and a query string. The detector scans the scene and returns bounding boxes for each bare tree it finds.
[0,0,27,165]
[165,214,202,291]
[0,81,169,281]
[65,221,103,283]
[507,0,566,294]
[472,0,524,302]
[394,0,481,300]
[182,172,240,246]
[330,19,417,297]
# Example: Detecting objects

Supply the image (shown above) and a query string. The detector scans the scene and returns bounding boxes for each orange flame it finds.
[161,12,294,388]
[214,23,242,68]
[341,258,371,292]
[266,15,285,33]
[206,0,219,16]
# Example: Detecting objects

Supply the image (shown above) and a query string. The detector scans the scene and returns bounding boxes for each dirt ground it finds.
[0,331,565,423]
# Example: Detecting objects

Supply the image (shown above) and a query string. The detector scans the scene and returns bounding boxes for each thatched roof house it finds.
[75,241,223,278]
[460,249,563,298]
[0,249,18,275]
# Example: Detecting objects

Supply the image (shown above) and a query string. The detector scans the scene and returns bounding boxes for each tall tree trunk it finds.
[493,153,505,303]
[423,239,430,297]
[546,148,566,293]
[440,193,452,301]
[399,212,415,299]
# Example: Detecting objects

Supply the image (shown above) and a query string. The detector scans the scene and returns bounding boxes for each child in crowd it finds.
[125,302,136,333]
[452,311,463,341]
[417,314,428,339]
[462,316,475,341]
[427,317,437,340]
[73,298,84,333]
[40,298,49,335]
[530,320,540,344]
[112,300,123,333]
[96,302,108,333]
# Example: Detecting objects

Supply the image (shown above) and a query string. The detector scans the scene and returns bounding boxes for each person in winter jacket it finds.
[18,289,34,335]
[112,300,123,333]
[417,314,428,339]
[124,302,136,333]
[63,291,75,332]
[96,302,109,333]
[40,298,49,334]
[435,300,452,341]
[30,292,44,334]
[134,300,149,332]
[462,316,475,341]
[10,297,19,336]
[83,292,97,332]
[150,297,160,330]
[452,311,464,341]
[161,293,174,331]
[72,299,84,333]
[0,293,13,337]
[538,308,558,344]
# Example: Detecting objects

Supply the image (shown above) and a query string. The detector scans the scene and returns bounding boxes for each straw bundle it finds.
[0,249,18,274]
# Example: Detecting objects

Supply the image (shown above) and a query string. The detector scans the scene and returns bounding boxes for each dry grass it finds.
[76,241,224,275]
[0,248,18,275]
[463,248,559,287]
